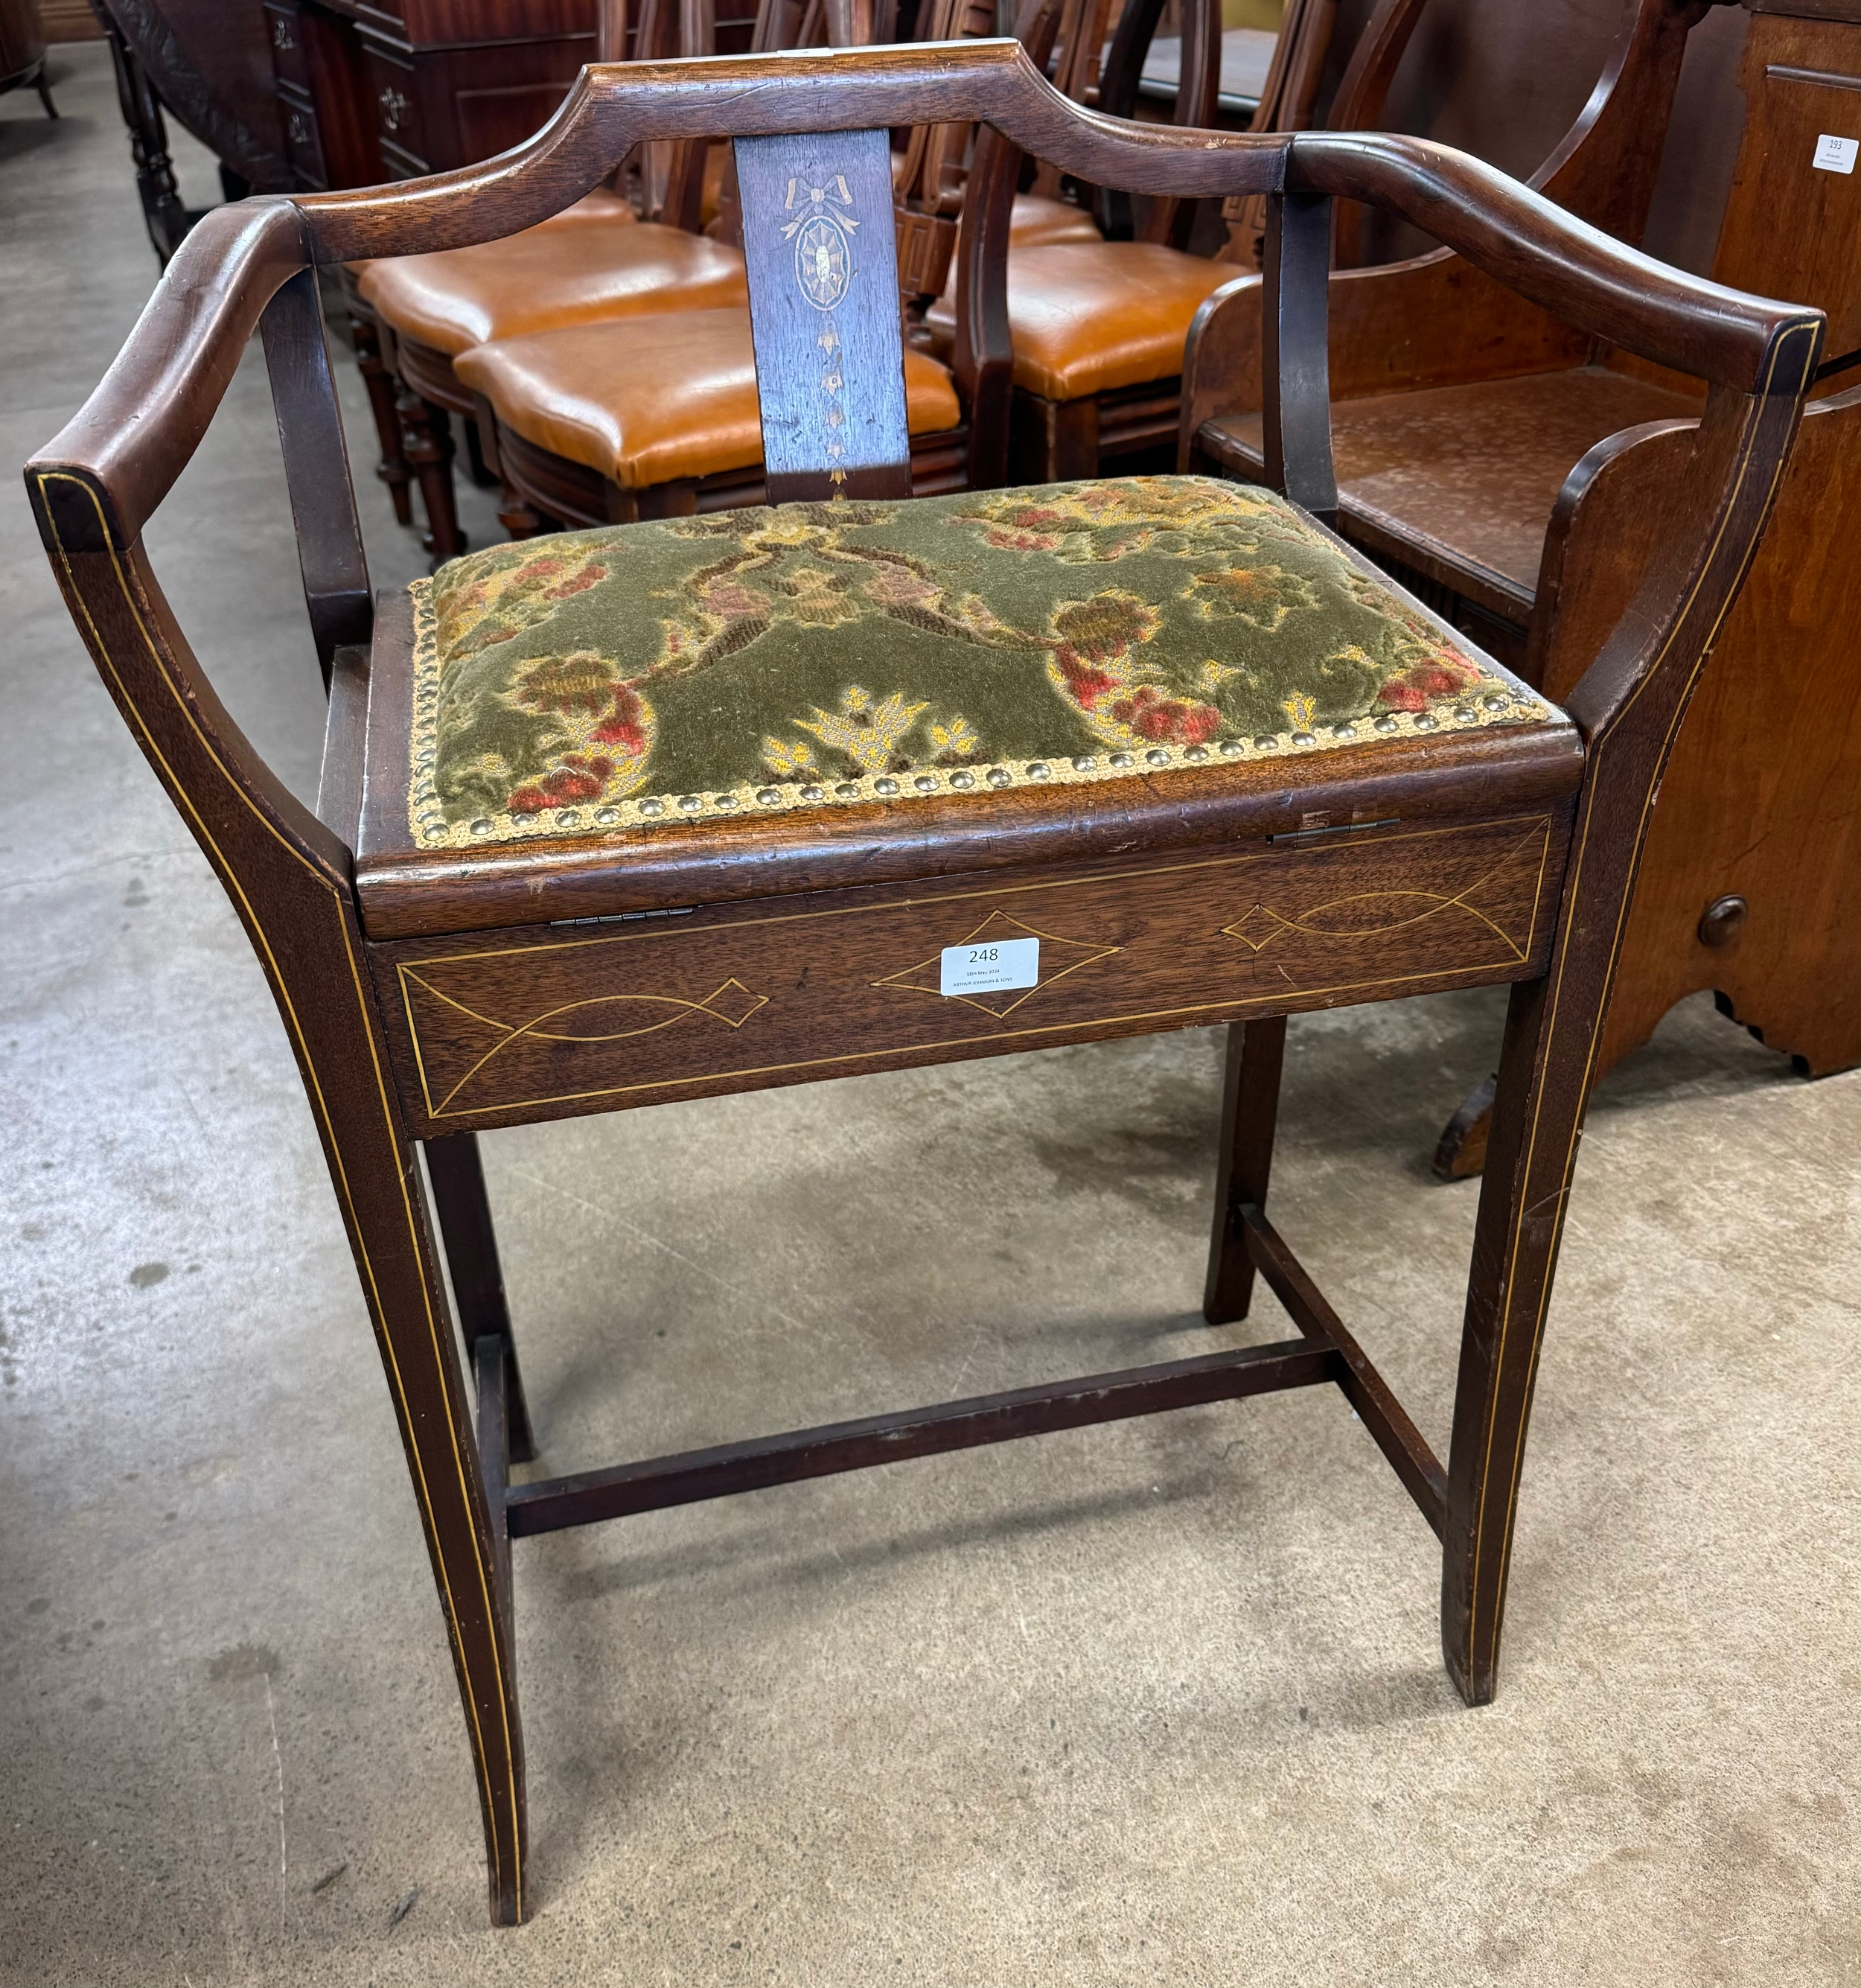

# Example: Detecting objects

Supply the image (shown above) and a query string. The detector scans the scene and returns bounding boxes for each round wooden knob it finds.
[1698,894,1749,947]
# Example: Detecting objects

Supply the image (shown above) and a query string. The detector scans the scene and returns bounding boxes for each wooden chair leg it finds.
[462,415,501,489]
[1204,1016,1288,1324]
[1440,959,1617,1704]
[397,386,467,563]
[349,312,413,527]
[426,1133,537,1464]
[1011,392,1101,482]
[1431,1071,1497,1181]
[497,483,546,539]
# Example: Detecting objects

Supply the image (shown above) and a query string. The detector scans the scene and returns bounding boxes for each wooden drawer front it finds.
[378,814,1561,1132]
[278,86,327,187]
[265,3,310,92]
[363,45,425,169]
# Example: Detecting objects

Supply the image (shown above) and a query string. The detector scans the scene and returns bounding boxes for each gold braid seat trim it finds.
[406,476,1552,850]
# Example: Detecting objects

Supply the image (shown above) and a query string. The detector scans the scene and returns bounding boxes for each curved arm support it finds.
[1563,360,1817,751]
[34,196,307,549]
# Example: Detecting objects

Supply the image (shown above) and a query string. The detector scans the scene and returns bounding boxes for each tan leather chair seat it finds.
[1008,192,1102,248]
[345,188,637,289]
[925,240,1230,401]
[538,186,639,227]
[359,224,747,357]
[457,308,963,489]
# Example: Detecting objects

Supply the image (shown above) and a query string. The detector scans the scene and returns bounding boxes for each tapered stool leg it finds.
[1204,1016,1288,1325]
[305,972,528,1922]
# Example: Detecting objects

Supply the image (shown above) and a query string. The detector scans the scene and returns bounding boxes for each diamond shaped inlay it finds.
[870,909,1121,1019]
[1220,904,1295,953]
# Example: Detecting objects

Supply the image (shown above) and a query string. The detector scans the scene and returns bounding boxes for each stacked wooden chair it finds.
[1181,0,1861,1173]
[351,0,762,561]
[30,35,1819,1929]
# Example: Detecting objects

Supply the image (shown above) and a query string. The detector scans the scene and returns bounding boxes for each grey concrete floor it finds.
[4,43,1860,1987]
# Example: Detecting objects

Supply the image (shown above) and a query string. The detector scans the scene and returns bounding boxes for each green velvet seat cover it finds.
[406,476,1551,849]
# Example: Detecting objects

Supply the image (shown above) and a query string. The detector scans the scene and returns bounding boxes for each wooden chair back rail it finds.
[1525,0,1718,243]
[1089,0,1222,245]
[893,0,1062,308]
[893,0,1014,222]
[894,0,1203,304]
[1312,0,1429,268]
[698,0,873,248]
[45,51,1812,580]
[1325,0,1428,131]
[1321,0,1708,267]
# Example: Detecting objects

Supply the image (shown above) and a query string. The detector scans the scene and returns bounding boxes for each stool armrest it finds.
[28,197,307,553]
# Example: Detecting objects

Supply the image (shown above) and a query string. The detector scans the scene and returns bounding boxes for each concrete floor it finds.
[4,44,1860,1988]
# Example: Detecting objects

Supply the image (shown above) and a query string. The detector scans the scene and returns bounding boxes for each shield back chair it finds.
[891,0,1105,316]
[1184,0,1861,1176]
[928,0,1432,483]
[356,0,759,564]
[922,0,1230,478]
[29,39,1819,1929]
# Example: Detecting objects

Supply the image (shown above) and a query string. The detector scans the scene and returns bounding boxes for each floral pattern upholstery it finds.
[405,477,1551,849]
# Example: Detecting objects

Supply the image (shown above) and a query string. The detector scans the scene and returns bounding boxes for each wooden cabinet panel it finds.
[269,0,764,187]
[361,28,596,172]
[360,34,427,172]
[269,0,383,186]
[374,813,1566,1132]
[1713,13,1861,360]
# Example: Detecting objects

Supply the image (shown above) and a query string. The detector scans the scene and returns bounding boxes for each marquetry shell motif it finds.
[794,211,852,310]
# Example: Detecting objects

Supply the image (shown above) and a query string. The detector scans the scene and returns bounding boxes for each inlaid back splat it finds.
[735,127,913,500]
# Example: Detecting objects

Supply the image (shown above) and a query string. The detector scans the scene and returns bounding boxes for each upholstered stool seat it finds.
[925,240,1230,398]
[351,475,1571,930]
[358,223,749,357]
[456,307,964,493]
